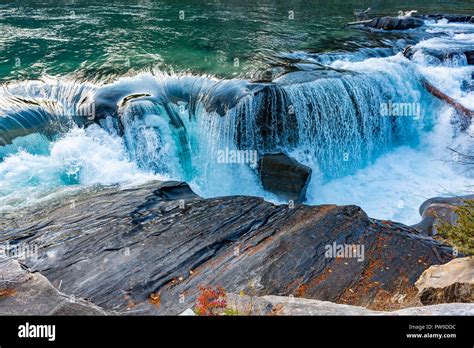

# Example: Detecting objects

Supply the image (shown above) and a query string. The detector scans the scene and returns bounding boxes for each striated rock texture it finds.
[415,257,473,305]
[0,255,112,315]
[0,181,456,315]
[258,153,312,203]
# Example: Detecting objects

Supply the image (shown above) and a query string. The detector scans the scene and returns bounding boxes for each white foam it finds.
[306,107,473,225]
[0,125,162,211]
[301,28,474,224]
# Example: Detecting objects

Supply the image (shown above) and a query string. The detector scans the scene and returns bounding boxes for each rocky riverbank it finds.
[1,181,469,315]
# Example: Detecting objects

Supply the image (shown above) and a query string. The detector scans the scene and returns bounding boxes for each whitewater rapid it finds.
[0,19,473,225]
[306,106,474,224]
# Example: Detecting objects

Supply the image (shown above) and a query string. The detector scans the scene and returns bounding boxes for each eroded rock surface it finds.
[0,181,456,315]
[0,255,111,315]
[415,257,474,305]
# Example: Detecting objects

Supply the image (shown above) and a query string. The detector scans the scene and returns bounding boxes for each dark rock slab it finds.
[258,153,312,203]
[0,181,456,315]
[365,16,424,31]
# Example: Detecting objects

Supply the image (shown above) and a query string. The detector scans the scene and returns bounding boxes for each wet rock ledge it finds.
[0,181,457,315]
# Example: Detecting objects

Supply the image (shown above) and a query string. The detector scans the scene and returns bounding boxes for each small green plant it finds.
[436,199,474,255]
[223,308,241,316]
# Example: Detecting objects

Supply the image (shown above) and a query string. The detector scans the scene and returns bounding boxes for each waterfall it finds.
[93,57,433,192]
[228,62,433,180]
[0,61,452,191]
[0,22,472,222]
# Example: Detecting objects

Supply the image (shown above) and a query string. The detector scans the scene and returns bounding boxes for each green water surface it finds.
[0,0,473,81]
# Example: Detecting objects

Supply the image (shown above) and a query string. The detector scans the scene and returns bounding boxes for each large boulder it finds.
[415,257,474,305]
[258,153,312,203]
[0,181,456,315]
[364,16,424,30]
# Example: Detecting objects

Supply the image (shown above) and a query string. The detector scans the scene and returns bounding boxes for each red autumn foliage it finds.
[195,285,227,316]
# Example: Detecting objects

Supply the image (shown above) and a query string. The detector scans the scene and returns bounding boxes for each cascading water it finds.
[114,58,434,191]
[0,19,473,224]
[230,60,433,181]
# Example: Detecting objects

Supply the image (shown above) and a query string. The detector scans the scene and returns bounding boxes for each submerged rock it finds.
[258,153,312,203]
[415,257,474,305]
[403,45,474,67]
[361,13,474,32]
[0,181,456,315]
[422,14,474,23]
[272,69,345,85]
[358,13,474,31]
